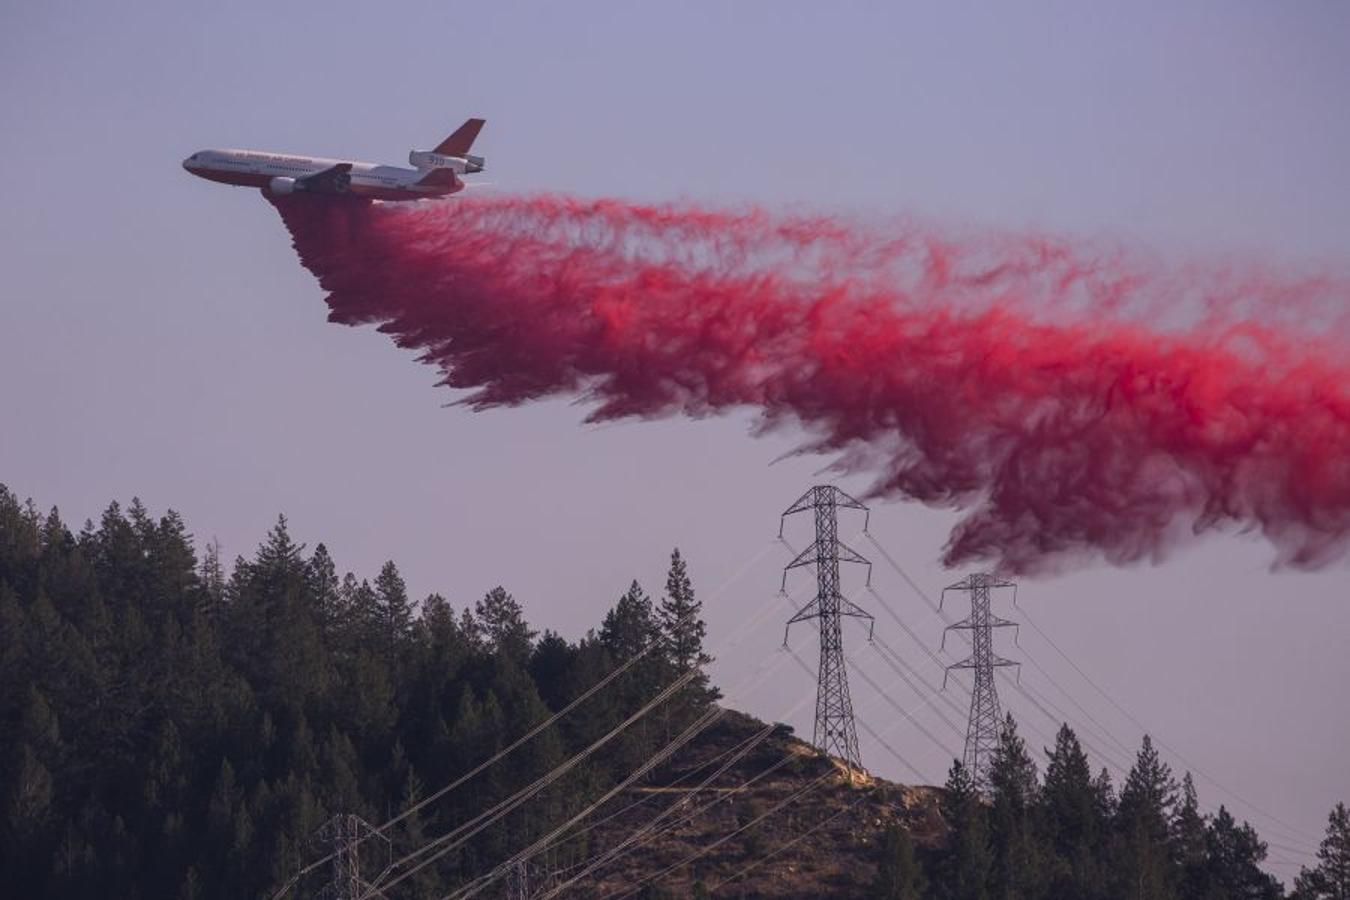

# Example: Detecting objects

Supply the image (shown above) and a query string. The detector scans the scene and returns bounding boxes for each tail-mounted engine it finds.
[409,150,485,174]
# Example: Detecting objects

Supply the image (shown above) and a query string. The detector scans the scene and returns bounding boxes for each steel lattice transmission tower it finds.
[942,573,1020,791]
[506,860,531,900]
[780,485,875,775]
[314,813,389,900]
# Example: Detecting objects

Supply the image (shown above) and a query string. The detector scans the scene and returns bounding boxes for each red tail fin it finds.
[433,118,485,156]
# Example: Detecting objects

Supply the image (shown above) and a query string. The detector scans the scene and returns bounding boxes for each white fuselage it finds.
[182,149,463,201]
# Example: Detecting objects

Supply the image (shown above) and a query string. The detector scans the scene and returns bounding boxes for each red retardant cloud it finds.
[271,193,1350,574]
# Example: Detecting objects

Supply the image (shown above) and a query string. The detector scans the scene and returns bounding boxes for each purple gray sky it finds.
[2,0,1347,881]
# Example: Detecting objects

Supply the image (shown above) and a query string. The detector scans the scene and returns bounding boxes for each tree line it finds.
[0,486,715,899]
[871,703,1349,900]
[1,484,1345,899]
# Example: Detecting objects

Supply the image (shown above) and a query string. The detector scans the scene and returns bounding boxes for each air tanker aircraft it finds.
[183,118,485,201]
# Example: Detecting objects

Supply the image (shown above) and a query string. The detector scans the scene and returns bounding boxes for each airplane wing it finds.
[298,163,353,194]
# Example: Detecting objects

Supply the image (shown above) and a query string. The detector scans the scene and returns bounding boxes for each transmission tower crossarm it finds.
[839,596,875,640]
[786,598,821,626]
[781,488,819,518]
[945,613,1018,630]
[945,574,1015,591]
[781,541,821,591]
[836,541,873,585]
[831,487,869,510]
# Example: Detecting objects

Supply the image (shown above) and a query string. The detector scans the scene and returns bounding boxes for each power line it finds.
[546,635,923,896]
[1000,672,1136,777]
[708,790,874,893]
[547,629,898,894]
[535,721,785,898]
[857,718,931,784]
[845,655,963,767]
[270,540,795,900]
[776,583,945,774]
[867,585,966,676]
[524,648,829,895]
[1010,626,1136,758]
[370,671,700,898]
[1015,604,1324,848]
[784,646,941,780]
[603,771,837,900]
[539,650,805,856]
[444,706,731,900]
[443,630,824,899]
[315,814,389,900]
[866,630,969,731]
[864,532,1319,854]
[388,574,831,895]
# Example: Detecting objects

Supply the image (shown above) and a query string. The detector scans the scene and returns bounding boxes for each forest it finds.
[1,483,1346,899]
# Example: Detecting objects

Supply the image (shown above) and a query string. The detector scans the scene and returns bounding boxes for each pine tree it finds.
[1170,773,1207,898]
[396,767,438,900]
[198,537,226,618]
[1119,736,1177,843]
[656,553,712,680]
[601,581,659,661]
[600,582,665,765]
[146,508,199,614]
[1094,767,1118,828]
[876,823,929,899]
[1294,802,1350,900]
[941,760,993,900]
[6,743,54,843]
[656,548,718,702]
[987,714,1043,900]
[458,605,483,650]
[529,630,576,711]
[1113,735,1178,900]
[306,543,343,640]
[224,515,328,711]
[343,573,378,644]
[475,586,536,663]
[1201,806,1282,900]
[374,560,414,665]
[1042,723,1096,858]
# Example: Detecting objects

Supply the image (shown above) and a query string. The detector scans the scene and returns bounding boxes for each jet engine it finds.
[268,177,298,195]
[409,150,485,174]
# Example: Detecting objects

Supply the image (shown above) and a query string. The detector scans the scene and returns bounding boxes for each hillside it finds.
[555,708,945,898]
[2,485,1342,900]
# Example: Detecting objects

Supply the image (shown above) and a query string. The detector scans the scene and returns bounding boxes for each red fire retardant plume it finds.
[271,193,1350,574]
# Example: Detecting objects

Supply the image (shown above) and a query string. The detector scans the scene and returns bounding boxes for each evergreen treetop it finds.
[1295,802,1350,900]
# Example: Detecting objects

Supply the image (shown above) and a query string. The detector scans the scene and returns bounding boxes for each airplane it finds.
[182,118,486,201]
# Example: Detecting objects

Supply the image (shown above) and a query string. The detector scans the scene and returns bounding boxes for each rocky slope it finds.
[549,708,946,898]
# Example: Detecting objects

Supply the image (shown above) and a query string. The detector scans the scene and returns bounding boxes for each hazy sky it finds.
[3,1,1347,881]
